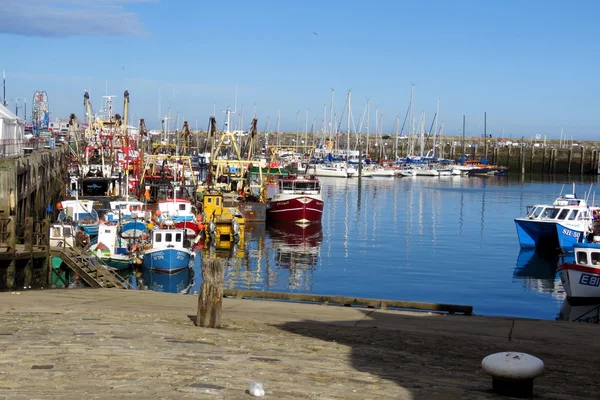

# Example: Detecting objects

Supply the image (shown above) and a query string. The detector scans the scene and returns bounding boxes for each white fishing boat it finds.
[558,242,600,298]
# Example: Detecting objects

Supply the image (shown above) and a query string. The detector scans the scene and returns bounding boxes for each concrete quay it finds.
[0,289,598,399]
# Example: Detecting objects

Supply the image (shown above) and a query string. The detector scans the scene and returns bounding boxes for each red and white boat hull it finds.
[558,263,600,298]
[267,194,323,224]
[175,221,200,239]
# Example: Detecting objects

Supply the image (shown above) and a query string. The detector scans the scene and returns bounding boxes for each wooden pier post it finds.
[551,148,556,174]
[507,147,511,170]
[520,145,525,175]
[542,147,547,173]
[567,148,572,174]
[530,147,535,174]
[593,150,598,175]
[580,147,585,175]
[196,258,225,328]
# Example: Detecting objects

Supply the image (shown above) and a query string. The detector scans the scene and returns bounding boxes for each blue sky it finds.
[1,0,598,139]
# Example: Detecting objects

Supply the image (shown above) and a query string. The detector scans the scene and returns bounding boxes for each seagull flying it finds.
[313,32,318,36]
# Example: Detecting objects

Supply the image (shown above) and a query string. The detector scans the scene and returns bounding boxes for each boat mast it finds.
[433,99,439,158]
[483,111,487,161]
[304,109,308,147]
[346,90,351,164]
[394,114,399,160]
[295,110,299,147]
[408,85,414,156]
[366,99,370,159]
[419,112,425,158]
[329,88,334,141]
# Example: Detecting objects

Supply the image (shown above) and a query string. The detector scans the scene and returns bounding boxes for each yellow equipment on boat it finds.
[202,191,245,245]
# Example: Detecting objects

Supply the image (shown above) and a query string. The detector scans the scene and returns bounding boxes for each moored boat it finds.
[56,199,100,242]
[558,242,600,298]
[157,198,200,238]
[266,176,323,224]
[141,228,193,274]
[514,185,599,252]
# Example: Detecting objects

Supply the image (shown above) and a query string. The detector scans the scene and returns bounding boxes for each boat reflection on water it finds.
[267,222,323,291]
[137,266,194,294]
[513,249,566,300]
[557,297,600,323]
[268,222,323,269]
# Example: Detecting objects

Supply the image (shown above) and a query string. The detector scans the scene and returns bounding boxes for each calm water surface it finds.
[190,175,600,320]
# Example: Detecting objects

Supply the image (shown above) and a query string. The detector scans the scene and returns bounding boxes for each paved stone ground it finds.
[0,289,598,399]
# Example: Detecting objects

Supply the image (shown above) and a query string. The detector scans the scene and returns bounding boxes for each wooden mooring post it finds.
[196,258,225,328]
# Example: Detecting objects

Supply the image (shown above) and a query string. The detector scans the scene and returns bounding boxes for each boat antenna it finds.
[586,183,593,204]
[559,183,565,197]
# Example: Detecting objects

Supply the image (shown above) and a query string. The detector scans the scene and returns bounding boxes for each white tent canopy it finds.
[0,103,25,155]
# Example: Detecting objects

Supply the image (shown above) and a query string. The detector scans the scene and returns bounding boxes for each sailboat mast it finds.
[329,88,334,139]
[394,114,399,160]
[346,90,351,160]
[483,112,487,161]
[366,99,370,158]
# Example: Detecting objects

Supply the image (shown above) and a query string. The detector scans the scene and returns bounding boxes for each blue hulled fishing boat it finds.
[142,228,193,276]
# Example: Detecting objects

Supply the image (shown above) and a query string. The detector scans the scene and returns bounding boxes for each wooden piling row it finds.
[0,146,68,290]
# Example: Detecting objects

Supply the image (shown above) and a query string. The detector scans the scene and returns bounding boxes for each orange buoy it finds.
[56,202,63,210]
[198,223,205,231]
[155,210,162,217]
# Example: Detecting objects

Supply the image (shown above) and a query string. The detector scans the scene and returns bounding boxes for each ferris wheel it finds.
[32,90,49,135]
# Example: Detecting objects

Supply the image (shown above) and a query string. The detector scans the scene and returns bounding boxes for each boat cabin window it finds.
[155,233,162,243]
[282,181,294,190]
[530,207,544,218]
[216,198,220,206]
[592,252,600,265]
[568,210,579,220]
[179,204,186,211]
[166,233,172,242]
[176,233,182,242]
[577,251,588,265]
[52,227,61,237]
[64,227,72,236]
[542,208,560,219]
[557,209,569,220]
[579,211,590,220]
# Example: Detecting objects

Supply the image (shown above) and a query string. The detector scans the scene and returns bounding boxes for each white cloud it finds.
[0,0,155,37]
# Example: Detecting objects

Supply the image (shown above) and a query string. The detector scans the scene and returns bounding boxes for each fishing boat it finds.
[56,199,100,242]
[90,221,140,272]
[266,175,323,224]
[558,242,600,298]
[141,227,193,275]
[514,184,600,252]
[157,198,200,238]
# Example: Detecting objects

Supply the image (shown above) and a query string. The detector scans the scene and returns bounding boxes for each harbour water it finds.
[187,175,600,321]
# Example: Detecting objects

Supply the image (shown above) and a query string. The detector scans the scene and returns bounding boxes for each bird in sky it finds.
[122,66,125,70]
[313,32,318,36]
